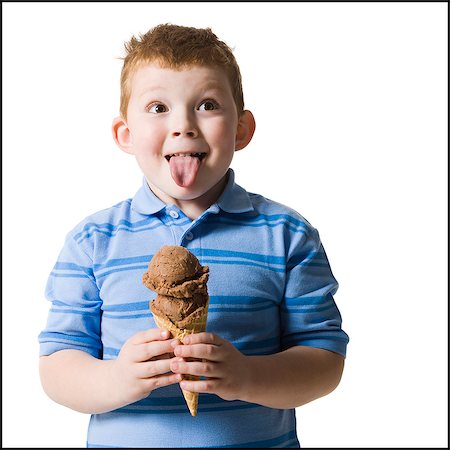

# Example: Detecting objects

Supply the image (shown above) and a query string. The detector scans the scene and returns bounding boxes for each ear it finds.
[235,110,256,151]
[112,116,134,154]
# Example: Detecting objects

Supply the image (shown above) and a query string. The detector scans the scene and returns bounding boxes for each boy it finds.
[39,24,349,448]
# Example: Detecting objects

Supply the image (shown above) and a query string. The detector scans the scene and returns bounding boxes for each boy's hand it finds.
[112,328,182,406]
[169,332,251,401]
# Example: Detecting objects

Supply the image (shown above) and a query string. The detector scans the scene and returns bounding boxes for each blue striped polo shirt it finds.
[39,169,349,448]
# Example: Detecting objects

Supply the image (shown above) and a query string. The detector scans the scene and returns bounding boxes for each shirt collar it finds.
[215,169,254,214]
[131,178,167,215]
[131,169,254,216]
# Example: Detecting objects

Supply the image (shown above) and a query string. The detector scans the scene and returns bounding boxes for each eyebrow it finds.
[137,86,165,98]
[201,80,227,92]
[136,79,228,99]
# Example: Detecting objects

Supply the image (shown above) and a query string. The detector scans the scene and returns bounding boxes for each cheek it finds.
[208,119,237,146]
[131,122,164,151]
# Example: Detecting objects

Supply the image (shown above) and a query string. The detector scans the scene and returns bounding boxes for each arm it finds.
[39,329,182,414]
[40,349,121,414]
[240,345,344,408]
[170,333,344,409]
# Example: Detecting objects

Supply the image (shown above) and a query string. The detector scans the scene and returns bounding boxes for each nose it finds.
[171,110,198,138]
[173,129,197,138]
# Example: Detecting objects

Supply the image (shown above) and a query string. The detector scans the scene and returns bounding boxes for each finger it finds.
[174,343,222,361]
[130,328,171,345]
[143,372,183,391]
[135,339,178,362]
[179,378,214,394]
[137,358,177,378]
[170,358,218,378]
[182,332,223,346]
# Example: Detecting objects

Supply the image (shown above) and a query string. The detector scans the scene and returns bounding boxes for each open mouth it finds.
[165,153,207,162]
[165,152,207,187]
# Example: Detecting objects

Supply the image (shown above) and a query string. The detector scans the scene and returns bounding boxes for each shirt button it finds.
[185,232,194,241]
[169,210,179,219]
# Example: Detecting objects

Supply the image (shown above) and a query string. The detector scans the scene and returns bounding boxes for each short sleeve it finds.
[280,227,349,357]
[38,228,103,358]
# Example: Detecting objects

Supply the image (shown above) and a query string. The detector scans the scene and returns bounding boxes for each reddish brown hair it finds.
[119,23,244,119]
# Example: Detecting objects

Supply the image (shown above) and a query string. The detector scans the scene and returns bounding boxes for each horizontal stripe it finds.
[102,305,276,320]
[285,295,331,305]
[208,304,274,313]
[90,261,285,279]
[281,303,336,314]
[102,297,275,313]
[49,272,91,279]
[133,393,240,406]
[38,331,101,349]
[210,295,276,305]
[50,308,99,317]
[75,220,169,244]
[85,248,328,280]
[92,250,287,273]
[94,260,281,278]
[102,306,275,320]
[54,262,93,273]
[210,219,307,235]
[102,312,151,319]
[190,248,286,265]
[103,337,279,359]
[102,301,149,312]
[75,217,160,239]
[77,213,307,243]
[76,212,311,246]
[202,258,285,272]
[93,255,152,271]
[209,212,309,227]
[119,402,259,414]
[95,264,148,279]
[52,299,101,306]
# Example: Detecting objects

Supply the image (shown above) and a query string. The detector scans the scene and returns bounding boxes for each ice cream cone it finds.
[143,246,210,416]
[151,300,209,416]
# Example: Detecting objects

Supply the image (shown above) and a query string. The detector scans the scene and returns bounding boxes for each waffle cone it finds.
[151,301,209,416]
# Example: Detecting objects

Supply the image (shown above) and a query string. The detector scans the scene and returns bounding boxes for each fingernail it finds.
[183,336,190,344]
[170,339,180,348]
[171,362,179,370]
[161,330,169,338]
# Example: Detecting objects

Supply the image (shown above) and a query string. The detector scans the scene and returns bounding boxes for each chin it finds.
[171,186,209,201]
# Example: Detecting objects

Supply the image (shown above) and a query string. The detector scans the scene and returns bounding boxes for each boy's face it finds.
[113,62,254,206]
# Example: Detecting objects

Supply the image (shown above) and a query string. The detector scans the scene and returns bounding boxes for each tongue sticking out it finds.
[168,155,202,188]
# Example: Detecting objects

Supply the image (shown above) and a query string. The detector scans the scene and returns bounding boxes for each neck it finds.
[149,176,227,220]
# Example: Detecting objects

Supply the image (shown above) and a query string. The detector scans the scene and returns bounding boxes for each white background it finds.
[2,2,448,447]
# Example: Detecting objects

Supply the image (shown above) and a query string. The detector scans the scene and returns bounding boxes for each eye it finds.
[198,99,219,111]
[147,103,167,114]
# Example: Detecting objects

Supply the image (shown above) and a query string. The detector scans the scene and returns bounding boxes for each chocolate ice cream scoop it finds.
[146,245,201,284]
[142,246,209,298]
[150,292,208,329]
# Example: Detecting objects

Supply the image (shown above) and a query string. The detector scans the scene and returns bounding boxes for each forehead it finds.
[130,62,231,97]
